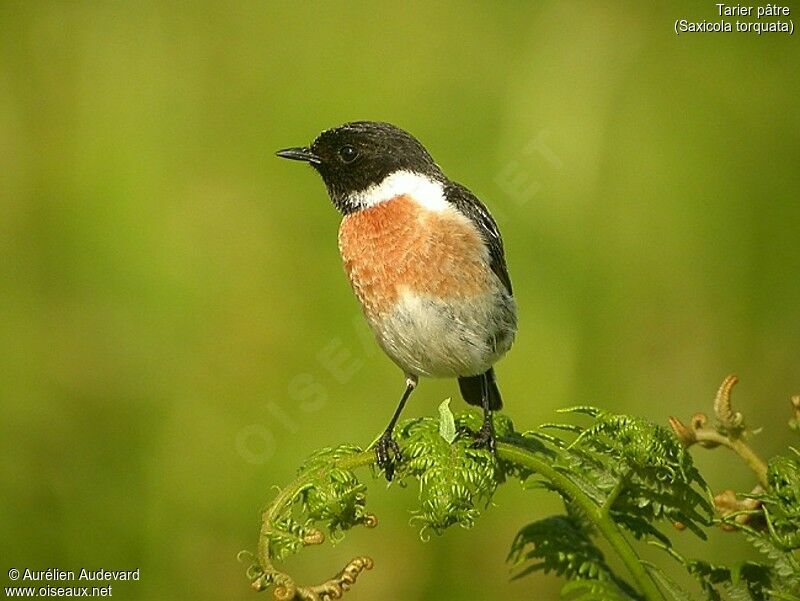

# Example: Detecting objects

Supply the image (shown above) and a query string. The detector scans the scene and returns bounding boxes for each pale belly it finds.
[367,288,517,378]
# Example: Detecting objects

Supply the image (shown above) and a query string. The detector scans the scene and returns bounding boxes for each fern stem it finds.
[692,430,769,488]
[601,470,630,518]
[496,442,665,601]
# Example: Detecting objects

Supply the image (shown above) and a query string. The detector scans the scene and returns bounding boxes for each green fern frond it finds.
[508,515,612,581]
[243,385,800,601]
[401,413,500,535]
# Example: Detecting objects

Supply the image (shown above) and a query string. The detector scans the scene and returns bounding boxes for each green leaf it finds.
[438,398,457,444]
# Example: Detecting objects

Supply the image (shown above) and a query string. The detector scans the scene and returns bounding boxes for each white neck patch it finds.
[348,170,449,212]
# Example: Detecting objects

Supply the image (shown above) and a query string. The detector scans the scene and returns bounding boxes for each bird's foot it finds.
[469,418,497,455]
[375,431,402,482]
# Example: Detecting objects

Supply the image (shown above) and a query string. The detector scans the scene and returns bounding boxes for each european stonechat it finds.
[277,121,517,480]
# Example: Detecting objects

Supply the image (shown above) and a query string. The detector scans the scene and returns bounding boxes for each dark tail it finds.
[458,368,503,411]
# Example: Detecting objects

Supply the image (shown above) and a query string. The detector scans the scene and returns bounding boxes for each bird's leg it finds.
[471,372,496,454]
[375,375,417,481]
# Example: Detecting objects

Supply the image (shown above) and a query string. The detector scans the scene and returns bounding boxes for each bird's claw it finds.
[375,432,402,481]
[469,420,497,455]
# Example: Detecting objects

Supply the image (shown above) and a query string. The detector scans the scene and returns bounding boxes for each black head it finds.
[276,121,443,213]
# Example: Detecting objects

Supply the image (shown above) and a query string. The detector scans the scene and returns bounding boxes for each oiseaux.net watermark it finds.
[5,568,139,598]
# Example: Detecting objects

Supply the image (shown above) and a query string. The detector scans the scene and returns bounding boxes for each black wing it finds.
[444,181,512,295]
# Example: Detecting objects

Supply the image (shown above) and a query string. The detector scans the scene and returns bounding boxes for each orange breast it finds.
[337,195,490,319]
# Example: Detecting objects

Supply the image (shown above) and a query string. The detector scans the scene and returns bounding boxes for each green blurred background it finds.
[2,1,799,599]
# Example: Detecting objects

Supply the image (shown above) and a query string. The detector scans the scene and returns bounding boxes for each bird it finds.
[276,121,517,480]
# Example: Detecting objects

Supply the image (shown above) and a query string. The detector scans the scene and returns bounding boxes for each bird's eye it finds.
[338,145,359,163]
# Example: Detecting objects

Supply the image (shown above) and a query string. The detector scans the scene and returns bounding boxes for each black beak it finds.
[276,146,321,165]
